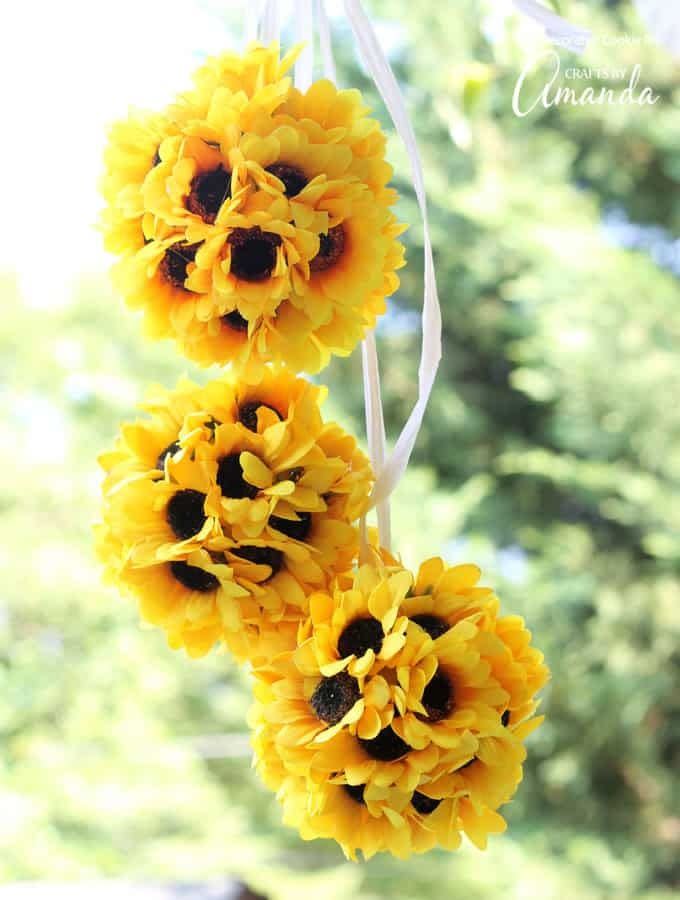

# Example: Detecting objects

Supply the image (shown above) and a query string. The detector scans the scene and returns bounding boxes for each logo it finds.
[512,48,661,117]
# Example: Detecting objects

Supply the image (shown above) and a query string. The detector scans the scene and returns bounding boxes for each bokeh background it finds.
[1,0,679,897]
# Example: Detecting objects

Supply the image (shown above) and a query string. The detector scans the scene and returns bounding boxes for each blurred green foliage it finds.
[1,1,679,897]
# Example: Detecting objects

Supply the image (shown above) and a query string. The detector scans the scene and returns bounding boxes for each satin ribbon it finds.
[244,0,264,45]
[362,333,391,551]
[294,0,315,89]
[343,0,442,514]
[259,0,281,45]
[316,0,337,83]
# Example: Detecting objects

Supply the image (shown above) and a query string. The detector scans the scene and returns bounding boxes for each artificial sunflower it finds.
[100,111,178,254]
[101,43,298,249]
[278,79,399,206]
[250,558,548,859]
[238,118,368,232]
[177,192,404,377]
[96,370,373,662]
[402,557,550,728]
[142,129,247,230]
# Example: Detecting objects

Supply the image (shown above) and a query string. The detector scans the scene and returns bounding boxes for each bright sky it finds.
[0,0,240,308]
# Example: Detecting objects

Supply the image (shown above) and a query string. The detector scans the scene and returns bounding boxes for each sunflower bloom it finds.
[279,80,399,206]
[100,111,178,254]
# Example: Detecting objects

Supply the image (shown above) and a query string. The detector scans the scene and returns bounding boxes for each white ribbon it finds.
[316,0,337,83]
[361,333,391,550]
[259,0,281,45]
[512,0,591,54]
[294,0,315,90]
[343,0,442,512]
[244,0,265,45]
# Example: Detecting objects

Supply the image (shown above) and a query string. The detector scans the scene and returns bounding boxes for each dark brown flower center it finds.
[342,783,366,805]
[418,669,454,723]
[186,165,231,223]
[337,617,384,659]
[222,310,250,332]
[358,726,411,762]
[169,560,219,592]
[232,545,283,579]
[159,242,201,291]
[269,512,312,542]
[238,401,282,432]
[341,784,366,806]
[166,489,207,540]
[310,671,361,725]
[411,791,441,815]
[156,440,181,472]
[266,163,308,197]
[502,709,511,727]
[310,225,345,273]
[228,227,281,282]
[411,614,450,640]
[216,454,259,500]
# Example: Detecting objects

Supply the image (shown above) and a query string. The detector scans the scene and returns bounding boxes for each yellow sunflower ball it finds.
[250,559,549,860]
[100,42,405,379]
[95,369,373,662]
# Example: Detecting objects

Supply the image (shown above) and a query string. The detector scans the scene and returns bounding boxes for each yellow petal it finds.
[380,631,406,660]
[357,707,382,740]
[239,451,273,489]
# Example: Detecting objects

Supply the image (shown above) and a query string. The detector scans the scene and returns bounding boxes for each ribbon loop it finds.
[316,0,337,83]
[343,0,442,511]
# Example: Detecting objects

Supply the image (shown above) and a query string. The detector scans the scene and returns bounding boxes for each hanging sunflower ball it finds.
[250,559,549,859]
[100,42,405,379]
[95,368,373,661]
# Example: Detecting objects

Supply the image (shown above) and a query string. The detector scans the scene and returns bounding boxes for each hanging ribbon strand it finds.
[244,0,265,45]
[343,0,443,512]
[295,0,315,89]
[316,0,337,83]
[361,333,391,550]
[259,0,281,45]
